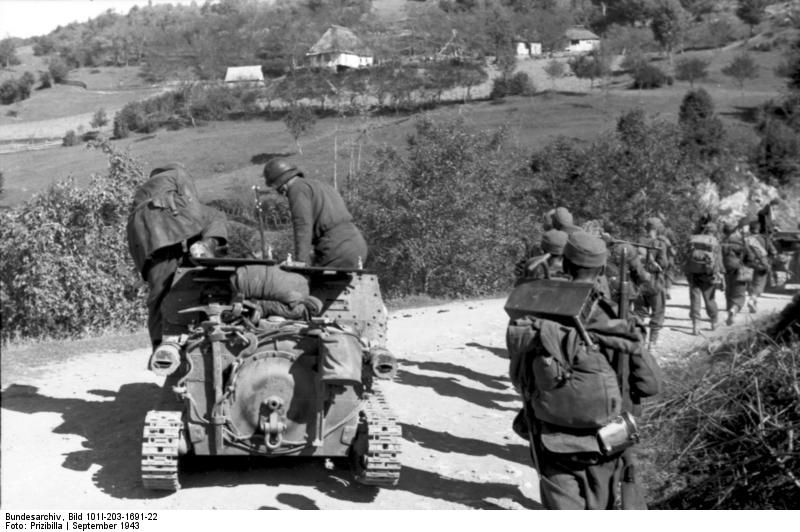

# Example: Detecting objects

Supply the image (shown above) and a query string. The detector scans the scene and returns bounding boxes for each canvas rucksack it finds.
[507,317,622,430]
[745,235,770,272]
[685,234,717,275]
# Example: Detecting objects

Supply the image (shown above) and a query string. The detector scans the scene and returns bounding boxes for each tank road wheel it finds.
[141,410,183,491]
[349,386,402,487]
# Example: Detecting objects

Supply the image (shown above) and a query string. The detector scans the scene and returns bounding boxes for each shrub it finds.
[0,142,148,343]
[490,72,536,99]
[39,71,52,89]
[721,52,759,89]
[48,57,69,83]
[0,79,18,105]
[674,57,709,87]
[679,88,725,159]
[62,130,80,147]
[632,64,672,89]
[282,106,317,155]
[90,108,108,129]
[490,76,510,99]
[349,116,532,298]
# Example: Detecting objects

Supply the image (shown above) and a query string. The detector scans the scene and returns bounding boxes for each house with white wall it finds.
[306,25,374,71]
[564,27,601,53]
[224,65,264,84]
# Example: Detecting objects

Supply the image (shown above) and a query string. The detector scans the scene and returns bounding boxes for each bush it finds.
[674,57,709,87]
[0,142,148,343]
[48,57,69,83]
[632,64,672,89]
[679,88,725,159]
[0,79,18,105]
[349,116,532,298]
[643,300,800,508]
[90,108,108,129]
[62,130,80,147]
[39,71,52,89]
[490,72,536,99]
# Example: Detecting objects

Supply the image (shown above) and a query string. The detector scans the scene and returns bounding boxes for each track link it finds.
[141,410,182,491]
[353,385,402,487]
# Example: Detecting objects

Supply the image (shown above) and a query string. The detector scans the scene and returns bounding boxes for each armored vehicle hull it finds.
[141,259,401,491]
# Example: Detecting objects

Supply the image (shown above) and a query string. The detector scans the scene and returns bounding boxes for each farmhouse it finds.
[563,26,600,53]
[515,33,542,58]
[224,65,264,84]
[306,25,374,71]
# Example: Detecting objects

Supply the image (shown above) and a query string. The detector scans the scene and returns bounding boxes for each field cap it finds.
[565,231,607,268]
[645,217,663,231]
[552,207,574,230]
[722,221,737,235]
[541,229,568,256]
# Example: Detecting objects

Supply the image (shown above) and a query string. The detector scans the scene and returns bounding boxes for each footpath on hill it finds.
[0,281,794,509]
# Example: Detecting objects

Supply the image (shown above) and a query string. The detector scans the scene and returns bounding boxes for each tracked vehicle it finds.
[141,258,401,491]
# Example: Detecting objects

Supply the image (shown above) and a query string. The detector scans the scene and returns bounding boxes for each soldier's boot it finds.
[692,320,698,336]
[726,305,739,326]
[710,317,718,331]
[648,329,660,350]
[747,297,758,313]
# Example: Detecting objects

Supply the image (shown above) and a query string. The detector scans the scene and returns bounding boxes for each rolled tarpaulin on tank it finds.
[319,330,363,384]
[231,265,310,305]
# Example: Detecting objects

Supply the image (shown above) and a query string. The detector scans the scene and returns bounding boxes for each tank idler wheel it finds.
[141,410,183,491]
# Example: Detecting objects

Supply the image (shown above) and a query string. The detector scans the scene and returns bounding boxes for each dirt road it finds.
[1,282,793,509]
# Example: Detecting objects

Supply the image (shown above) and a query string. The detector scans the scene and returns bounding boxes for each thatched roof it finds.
[307,25,372,57]
[224,66,264,82]
[565,27,600,41]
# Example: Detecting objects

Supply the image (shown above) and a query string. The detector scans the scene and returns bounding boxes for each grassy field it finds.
[0,28,795,208]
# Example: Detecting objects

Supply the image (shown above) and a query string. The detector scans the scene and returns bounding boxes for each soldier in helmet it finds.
[127,163,228,349]
[263,158,367,268]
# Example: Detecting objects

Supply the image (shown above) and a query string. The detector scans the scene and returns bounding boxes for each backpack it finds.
[745,235,770,272]
[507,317,621,430]
[685,234,717,275]
[722,239,743,272]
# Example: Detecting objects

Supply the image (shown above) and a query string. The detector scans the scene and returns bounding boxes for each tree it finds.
[736,0,768,37]
[650,0,690,60]
[48,57,70,84]
[282,106,317,155]
[91,109,109,129]
[721,52,759,90]
[674,57,709,88]
[679,88,725,159]
[544,59,565,91]
[0,38,20,68]
[568,52,609,89]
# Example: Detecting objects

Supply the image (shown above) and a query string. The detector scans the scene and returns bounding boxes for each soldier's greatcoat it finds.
[286,177,367,268]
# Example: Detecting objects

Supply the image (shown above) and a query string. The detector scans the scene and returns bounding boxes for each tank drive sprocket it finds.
[141,410,182,491]
[350,385,402,487]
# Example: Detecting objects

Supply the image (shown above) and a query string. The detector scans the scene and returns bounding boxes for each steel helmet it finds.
[263,158,303,189]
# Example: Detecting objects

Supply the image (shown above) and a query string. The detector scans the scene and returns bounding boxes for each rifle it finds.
[608,238,660,252]
[616,248,647,510]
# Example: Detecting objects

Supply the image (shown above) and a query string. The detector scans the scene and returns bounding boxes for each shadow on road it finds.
[398,359,510,391]
[396,369,518,412]
[401,422,530,468]
[464,342,508,358]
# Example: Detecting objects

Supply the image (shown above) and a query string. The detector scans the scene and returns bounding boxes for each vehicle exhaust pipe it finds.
[368,347,398,380]
[149,343,182,376]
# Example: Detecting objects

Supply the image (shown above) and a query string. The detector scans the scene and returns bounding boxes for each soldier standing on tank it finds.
[127,163,228,349]
[510,231,662,510]
[263,158,367,269]
[634,217,669,350]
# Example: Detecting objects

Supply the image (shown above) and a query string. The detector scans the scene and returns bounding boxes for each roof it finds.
[224,66,264,82]
[307,25,372,57]
[565,27,600,41]
[514,32,542,43]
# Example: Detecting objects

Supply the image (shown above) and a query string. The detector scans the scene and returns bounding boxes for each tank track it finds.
[141,410,182,491]
[353,385,402,487]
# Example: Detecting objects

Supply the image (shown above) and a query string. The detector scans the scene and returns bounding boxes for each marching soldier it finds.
[634,218,670,349]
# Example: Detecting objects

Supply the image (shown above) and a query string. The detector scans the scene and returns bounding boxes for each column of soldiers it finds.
[507,204,780,510]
